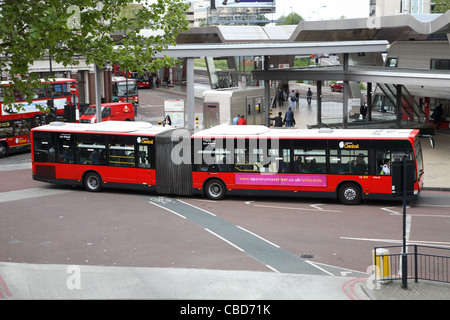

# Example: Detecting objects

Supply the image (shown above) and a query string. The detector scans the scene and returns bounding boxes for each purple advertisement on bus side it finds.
[235,174,327,187]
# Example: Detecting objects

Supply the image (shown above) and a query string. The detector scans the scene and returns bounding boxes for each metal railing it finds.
[374,245,450,284]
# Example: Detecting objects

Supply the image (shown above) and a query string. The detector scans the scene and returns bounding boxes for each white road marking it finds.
[148,200,187,219]
[204,228,244,252]
[305,261,334,276]
[265,264,280,273]
[177,199,216,216]
[381,207,400,215]
[252,203,341,213]
[237,226,280,248]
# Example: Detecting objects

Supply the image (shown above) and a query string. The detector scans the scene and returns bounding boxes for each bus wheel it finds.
[338,183,361,205]
[84,172,102,192]
[205,179,226,200]
[0,142,8,158]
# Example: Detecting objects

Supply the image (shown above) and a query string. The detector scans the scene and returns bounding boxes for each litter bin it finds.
[372,248,391,284]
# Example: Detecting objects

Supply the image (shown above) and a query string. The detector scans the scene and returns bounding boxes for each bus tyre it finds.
[205,179,226,200]
[0,142,8,158]
[84,172,102,192]
[338,183,361,205]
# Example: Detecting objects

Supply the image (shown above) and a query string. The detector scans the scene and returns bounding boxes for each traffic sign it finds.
[69,84,77,94]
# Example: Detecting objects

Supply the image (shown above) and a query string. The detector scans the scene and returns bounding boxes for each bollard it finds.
[372,248,391,284]
[158,120,162,126]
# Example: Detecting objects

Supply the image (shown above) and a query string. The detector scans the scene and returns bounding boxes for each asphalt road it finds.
[1,154,450,276]
[1,84,450,300]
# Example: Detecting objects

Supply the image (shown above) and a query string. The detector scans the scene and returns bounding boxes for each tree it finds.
[276,12,304,25]
[0,0,190,107]
[433,0,450,13]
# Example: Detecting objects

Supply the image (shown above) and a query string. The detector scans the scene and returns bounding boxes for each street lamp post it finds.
[318,5,327,20]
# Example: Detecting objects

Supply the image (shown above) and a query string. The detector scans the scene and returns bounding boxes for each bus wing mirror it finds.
[420,134,435,148]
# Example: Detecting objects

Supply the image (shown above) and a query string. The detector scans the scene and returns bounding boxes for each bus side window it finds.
[57,133,75,164]
[0,121,13,138]
[109,144,134,167]
[52,84,63,97]
[76,133,106,165]
[33,131,56,163]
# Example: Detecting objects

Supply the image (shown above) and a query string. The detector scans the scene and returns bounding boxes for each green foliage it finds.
[0,0,190,106]
[276,12,304,25]
[293,58,310,68]
[433,0,450,13]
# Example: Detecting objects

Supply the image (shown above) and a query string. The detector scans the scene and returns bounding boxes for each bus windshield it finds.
[415,138,424,177]
[114,82,137,97]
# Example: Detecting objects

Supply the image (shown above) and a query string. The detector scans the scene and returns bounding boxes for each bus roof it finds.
[0,78,75,86]
[32,121,173,135]
[191,125,420,140]
[112,76,137,82]
[88,102,134,108]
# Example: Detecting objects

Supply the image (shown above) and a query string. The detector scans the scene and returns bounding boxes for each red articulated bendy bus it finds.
[190,125,424,205]
[31,123,425,205]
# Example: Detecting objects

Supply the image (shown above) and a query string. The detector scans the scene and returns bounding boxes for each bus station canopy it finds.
[144,12,450,129]
[173,12,450,44]
[155,40,389,59]
[252,65,450,88]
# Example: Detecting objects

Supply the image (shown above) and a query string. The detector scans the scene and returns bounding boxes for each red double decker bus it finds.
[0,78,79,157]
[31,122,427,205]
[113,64,153,89]
[191,125,425,205]
[112,76,139,107]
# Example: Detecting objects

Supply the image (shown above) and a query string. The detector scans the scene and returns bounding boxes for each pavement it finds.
[1,82,449,301]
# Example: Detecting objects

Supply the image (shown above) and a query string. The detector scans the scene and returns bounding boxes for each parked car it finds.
[331,81,344,92]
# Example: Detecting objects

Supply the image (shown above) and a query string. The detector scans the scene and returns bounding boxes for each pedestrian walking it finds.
[307,88,313,106]
[295,90,300,108]
[277,89,284,107]
[360,101,368,119]
[289,90,296,110]
[431,103,444,130]
[283,107,295,128]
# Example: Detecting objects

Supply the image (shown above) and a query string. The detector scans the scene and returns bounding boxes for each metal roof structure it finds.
[252,65,450,87]
[173,25,297,43]
[145,12,450,130]
[155,40,389,58]
[290,13,450,42]
[173,12,450,44]
[154,40,389,131]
